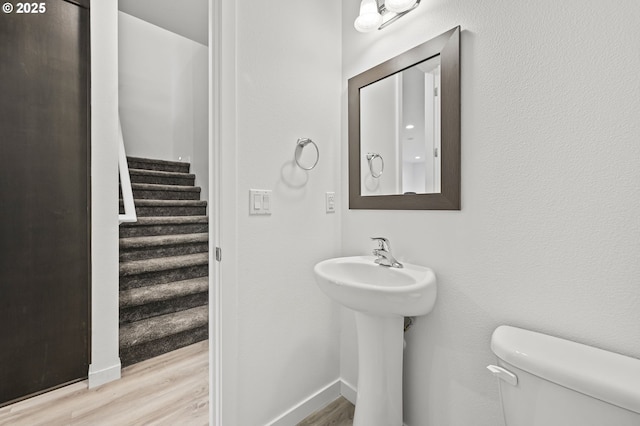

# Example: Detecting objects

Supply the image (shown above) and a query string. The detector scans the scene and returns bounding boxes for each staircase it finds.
[119,157,208,367]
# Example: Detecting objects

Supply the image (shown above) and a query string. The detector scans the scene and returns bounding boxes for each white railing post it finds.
[118,118,137,224]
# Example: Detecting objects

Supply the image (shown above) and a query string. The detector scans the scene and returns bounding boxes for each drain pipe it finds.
[403,316,414,349]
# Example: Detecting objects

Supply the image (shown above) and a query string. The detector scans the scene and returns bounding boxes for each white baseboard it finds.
[263,378,409,426]
[340,378,357,405]
[87,360,121,388]
[266,379,342,426]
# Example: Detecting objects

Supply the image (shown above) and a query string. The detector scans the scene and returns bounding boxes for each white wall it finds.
[341,1,640,425]
[119,12,208,201]
[119,0,209,46]
[217,0,343,424]
[89,0,121,388]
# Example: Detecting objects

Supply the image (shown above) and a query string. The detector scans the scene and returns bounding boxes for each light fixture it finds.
[354,0,382,33]
[405,124,415,129]
[354,0,421,33]
[385,0,418,13]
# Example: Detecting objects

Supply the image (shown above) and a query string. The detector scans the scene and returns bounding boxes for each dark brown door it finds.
[0,0,90,406]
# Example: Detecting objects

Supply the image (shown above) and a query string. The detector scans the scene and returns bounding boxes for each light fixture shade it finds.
[354,0,382,33]
[385,0,418,13]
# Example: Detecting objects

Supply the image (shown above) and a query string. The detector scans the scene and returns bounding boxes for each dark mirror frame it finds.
[348,26,460,210]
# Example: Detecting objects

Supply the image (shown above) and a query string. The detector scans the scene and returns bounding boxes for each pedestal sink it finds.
[314,256,437,426]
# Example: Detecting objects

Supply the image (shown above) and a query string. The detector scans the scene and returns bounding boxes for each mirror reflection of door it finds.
[360,55,441,196]
[360,74,399,195]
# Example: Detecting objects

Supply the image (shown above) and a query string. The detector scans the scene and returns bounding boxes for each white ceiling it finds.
[118,0,208,46]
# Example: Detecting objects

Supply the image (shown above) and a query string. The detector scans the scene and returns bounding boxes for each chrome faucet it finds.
[371,237,403,268]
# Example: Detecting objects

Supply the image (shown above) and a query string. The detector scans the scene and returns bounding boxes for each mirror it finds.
[349,27,460,210]
[360,55,441,196]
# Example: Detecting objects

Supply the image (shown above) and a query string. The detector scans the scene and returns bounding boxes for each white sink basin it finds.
[314,255,437,426]
[314,255,437,317]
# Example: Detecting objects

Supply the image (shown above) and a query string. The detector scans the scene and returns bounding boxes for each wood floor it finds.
[0,340,208,426]
[0,340,357,426]
[297,397,355,426]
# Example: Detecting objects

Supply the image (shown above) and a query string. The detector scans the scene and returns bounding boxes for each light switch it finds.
[249,189,272,215]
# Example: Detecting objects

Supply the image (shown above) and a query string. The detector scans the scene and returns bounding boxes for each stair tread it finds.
[120,216,209,227]
[120,233,208,249]
[120,277,208,308]
[119,325,207,367]
[131,183,201,192]
[127,156,189,168]
[120,252,209,276]
[119,305,208,347]
[120,199,207,207]
[129,168,195,178]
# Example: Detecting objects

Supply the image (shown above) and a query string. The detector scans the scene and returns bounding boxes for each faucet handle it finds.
[370,237,391,251]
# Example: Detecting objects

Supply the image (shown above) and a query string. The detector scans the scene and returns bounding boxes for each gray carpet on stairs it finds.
[119,156,209,367]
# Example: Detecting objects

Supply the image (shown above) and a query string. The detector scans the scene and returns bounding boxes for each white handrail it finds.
[118,118,137,224]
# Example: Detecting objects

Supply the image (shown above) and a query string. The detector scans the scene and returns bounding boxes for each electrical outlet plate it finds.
[326,192,336,213]
[249,189,272,215]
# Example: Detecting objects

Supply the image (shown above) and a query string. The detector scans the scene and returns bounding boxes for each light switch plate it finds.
[249,189,272,215]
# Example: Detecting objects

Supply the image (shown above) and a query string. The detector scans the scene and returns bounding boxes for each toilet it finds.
[488,325,640,426]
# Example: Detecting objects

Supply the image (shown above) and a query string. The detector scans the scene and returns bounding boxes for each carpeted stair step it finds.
[119,305,208,347]
[127,156,190,173]
[119,216,209,238]
[131,183,201,200]
[120,324,208,367]
[120,252,209,290]
[119,232,209,261]
[120,277,209,324]
[118,184,201,203]
[120,276,209,309]
[120,199,207,217]
[129,168,195,186]
[119,305,208,366]
[120,292,207,325]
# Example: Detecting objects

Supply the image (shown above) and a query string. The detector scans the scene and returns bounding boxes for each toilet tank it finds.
[489,326,640,426]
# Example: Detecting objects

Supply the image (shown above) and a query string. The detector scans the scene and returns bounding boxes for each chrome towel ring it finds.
[366,152,384,178]
[295,138,319,170]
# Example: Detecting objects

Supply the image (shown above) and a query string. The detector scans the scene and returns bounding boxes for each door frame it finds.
[209,0,236,424]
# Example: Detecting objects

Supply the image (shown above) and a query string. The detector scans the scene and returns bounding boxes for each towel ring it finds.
[366,152,384,178]
[295,138,319,170]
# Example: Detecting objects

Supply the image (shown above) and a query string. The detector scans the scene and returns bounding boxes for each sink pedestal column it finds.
[353,312,404,426]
